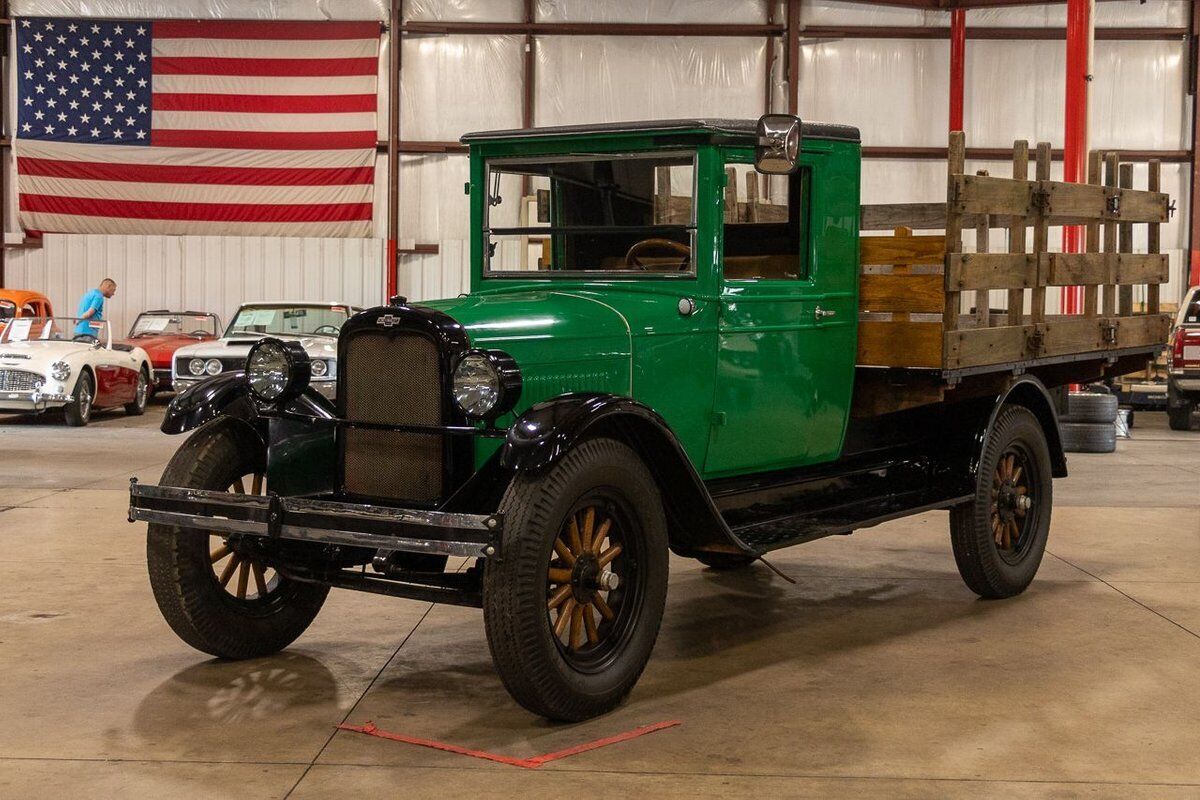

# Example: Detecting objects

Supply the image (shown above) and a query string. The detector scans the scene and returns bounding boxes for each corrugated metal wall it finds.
[5,234,385,336]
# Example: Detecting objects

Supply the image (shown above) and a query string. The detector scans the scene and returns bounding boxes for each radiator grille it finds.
[0,369,44,392]
[342,331,443,503]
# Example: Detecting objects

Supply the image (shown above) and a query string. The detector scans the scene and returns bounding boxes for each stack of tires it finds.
[1059,391,1119,453]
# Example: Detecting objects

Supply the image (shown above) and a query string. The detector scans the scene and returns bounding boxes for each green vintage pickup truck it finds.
[132,116,1170,721]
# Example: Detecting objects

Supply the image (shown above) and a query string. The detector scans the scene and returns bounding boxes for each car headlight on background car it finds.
[51,361,70,382]
[452,349,521,420]
[246,338,311,404]
[310,359,328,378]
[204,359,223,376]
[188,358,206,376]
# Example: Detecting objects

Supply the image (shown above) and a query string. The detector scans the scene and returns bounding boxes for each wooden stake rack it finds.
[858,132,1173,376]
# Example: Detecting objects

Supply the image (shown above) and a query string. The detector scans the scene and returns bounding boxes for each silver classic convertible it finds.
[172,302,358,400]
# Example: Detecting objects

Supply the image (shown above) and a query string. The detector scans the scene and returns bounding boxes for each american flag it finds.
[15,18,380,237]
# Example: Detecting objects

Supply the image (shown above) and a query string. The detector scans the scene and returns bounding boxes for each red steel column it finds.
[1061,0,1093,314]
[949,9,965,133]
[1190,0,1200,288]
[386,0,402,300]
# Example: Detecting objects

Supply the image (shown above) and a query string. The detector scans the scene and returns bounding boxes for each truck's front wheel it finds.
[146,419,328,659]
[483,438,668,721]
[950,406,1052,599]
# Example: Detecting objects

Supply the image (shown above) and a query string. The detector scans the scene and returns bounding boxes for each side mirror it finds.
[755,114,803,175]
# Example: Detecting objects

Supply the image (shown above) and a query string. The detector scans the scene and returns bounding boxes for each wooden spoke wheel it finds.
[990,449,1035,562]
[208,472,281,603]
[546,502,632,667]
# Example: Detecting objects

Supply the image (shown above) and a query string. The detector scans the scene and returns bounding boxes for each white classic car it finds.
[172,302,359,400]
[0,317,152,426]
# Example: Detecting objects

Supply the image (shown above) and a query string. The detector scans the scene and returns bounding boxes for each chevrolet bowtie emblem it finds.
[377,314,401,328]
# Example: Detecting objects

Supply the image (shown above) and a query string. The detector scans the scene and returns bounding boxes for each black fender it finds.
[975,376,1069,479]
[161,372,257,435]
[500,393,751,558]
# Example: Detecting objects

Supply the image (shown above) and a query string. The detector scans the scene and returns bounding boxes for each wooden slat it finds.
[1084,150,1101,318]
[974,170,990,327]
[723,167,738,223]
[861,202,948,231]
[746,171,759,223]
[950,173,1037,216]
[947,253,1038,290]
[1008,141,1029,326]
[654,166,669,224]
[1118,162,1134,316]
[944,325,1028,370]
[859,233,946,266]
[1147,159,1161,314]
[858,320,943,368]
[1041,253,1169,286]
[1102,153,1118,317]
[1030,142,1051,324]
[1040,179,1169,223]
[943,132,966,333]
[860,273,944,314]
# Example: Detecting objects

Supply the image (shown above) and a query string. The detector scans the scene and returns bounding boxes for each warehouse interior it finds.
[1,1,1198,798]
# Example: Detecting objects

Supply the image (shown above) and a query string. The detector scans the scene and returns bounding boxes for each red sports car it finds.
[120,311,221,393]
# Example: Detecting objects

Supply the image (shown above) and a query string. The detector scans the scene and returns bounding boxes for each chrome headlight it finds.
[310,358,329,378]
[204,358,223,376]
[452,349,521,420]
[246,338,310,404]
[51,361,71,382]
[188,358,206,376]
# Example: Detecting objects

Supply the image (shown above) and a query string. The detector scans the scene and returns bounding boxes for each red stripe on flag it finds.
[20,194,373,223]
[17,157,374,187]
[154,20,381,40]
[153,93,377,114]
[153,56,377,77]
[151,130,377,150]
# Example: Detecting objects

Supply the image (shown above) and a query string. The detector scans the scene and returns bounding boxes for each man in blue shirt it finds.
[74,278,117,339]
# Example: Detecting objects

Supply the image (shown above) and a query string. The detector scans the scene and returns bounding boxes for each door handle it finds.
[814,306,837,320]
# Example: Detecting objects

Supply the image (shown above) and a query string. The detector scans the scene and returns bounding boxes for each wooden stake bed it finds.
[856,133,1172,381]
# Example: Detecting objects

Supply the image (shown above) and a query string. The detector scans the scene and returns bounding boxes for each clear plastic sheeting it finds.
[798,39,1185,150]
[397,155,472,243]
[11,0,386,19]
[406,0,521,22]
[536,37,766,127]
[800,0,1187,27]
[537,0,767,24]
[400,35,523,141]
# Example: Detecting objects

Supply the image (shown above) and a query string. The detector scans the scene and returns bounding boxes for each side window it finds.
[722,163,810,281]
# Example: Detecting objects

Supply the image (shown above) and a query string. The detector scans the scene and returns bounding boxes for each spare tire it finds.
[1062,392,1119,424]
[1060,421,1117,454]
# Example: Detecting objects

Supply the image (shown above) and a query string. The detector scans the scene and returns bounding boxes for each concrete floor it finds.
[0,400,1197,799]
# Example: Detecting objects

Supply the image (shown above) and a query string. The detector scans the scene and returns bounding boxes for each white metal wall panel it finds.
[4,234,385,336]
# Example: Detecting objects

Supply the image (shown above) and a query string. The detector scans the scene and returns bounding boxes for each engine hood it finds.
[121,334,213,366]
[419,290,633,400]
[174,332,338,361]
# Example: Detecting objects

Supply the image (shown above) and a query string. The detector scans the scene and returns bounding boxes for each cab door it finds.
[703,147,859,478]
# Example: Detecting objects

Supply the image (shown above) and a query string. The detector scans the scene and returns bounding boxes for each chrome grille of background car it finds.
[341,330,443,503]
[0,369,44,392]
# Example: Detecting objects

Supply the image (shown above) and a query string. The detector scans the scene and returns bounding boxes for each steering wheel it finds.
[313,324,341,335]
[624,238,691,271]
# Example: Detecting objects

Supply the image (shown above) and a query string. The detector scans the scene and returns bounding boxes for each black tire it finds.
[483,437,668,721]
[1059,421,1117,453]
[125,367,149,416]
[950,406,1052,599]
[1061,391,1118,424]
[63,370,93,427]
[694,551,758,571]
[146,419,328,659]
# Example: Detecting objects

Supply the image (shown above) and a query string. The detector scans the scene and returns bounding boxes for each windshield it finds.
[484,152,695,276]
[0,317,108,344]
[1182,292,1200,326]
[225,305,349,338]
[130,312,219,338]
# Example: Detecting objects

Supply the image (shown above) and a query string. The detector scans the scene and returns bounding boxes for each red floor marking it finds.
[336,719,681,769]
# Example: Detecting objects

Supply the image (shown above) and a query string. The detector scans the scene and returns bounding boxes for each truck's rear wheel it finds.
[483,438,668,721]
[146,419,328,659]
[950,406,1052,599]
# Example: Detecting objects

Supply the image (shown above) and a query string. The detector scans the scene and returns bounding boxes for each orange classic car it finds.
[0,289,53,323]
[118,310,221,393]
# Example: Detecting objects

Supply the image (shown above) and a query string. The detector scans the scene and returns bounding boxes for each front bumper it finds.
[152,369,173,391]
[1169,372,1200,394]
[172,375,336,400]
[0,389,72,413]
[128,480,501,559]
